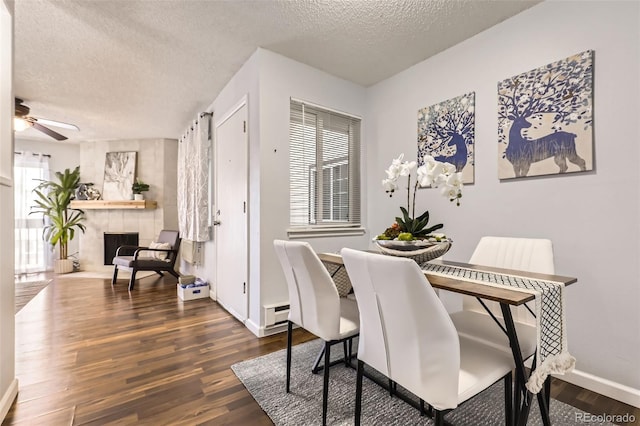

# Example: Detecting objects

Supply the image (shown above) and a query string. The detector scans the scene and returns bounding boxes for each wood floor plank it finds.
[5,275,316,425]
[4,273,638,425]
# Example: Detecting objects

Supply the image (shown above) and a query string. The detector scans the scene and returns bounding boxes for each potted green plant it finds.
[131,178,150,200]
[31,166,85,274]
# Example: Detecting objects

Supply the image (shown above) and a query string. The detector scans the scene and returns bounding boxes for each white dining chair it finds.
[342,248,514,426]
[273,240,359,426]
[449,236,554,360]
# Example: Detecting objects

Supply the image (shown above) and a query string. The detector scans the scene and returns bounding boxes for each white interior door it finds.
[214,101,248,322]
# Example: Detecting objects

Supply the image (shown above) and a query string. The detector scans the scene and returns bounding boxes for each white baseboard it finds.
[245,318,287,338]
[0,379,18,422]
[556,368,640,408]
[245,318,261,337]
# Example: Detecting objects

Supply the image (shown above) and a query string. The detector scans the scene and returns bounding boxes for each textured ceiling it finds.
[14,0,540,143]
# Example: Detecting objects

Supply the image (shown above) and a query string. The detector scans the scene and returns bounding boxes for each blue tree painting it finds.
[418,92,475,184]
[498,50,593,179]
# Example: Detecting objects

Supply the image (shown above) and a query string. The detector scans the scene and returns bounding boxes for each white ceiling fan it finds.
[14,98,79,141]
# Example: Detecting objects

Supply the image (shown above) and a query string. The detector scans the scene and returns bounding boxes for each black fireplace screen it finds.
[104,232,139,265]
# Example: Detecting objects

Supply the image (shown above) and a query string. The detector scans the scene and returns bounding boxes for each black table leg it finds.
[500,303,531,426]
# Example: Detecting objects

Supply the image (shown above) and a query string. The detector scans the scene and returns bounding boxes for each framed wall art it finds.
[498,50,594,179]
[418,92,475,184]
[102,151,137,200]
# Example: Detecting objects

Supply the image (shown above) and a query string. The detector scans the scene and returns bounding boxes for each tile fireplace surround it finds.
[78,139,179,272]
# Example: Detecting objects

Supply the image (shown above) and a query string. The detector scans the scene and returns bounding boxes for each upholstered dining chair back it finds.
[469,236,554,274]
[275,241,359,426]
[464,236,554,323]
[342,249,461,409]
[338,249,389,378]
[273,240,341,341]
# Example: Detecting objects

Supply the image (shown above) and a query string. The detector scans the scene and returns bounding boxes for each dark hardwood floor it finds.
[14,278,52,313]
[4,273,638,425]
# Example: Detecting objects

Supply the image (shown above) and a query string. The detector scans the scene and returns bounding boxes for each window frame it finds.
[287,99,365,239]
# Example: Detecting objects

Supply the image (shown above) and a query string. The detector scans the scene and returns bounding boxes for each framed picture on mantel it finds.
[102,151,137,200]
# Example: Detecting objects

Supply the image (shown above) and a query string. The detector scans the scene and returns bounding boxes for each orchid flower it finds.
[382,178,398,194]
[399,160,416,176]
[440,172,463,205]
[380,152,463,240]
[385,153,405,180]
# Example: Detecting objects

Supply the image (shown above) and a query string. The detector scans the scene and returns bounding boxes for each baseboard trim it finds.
[556,368,640,408]
[245,318,261,337]
[245,319,287,338]
[0,379,18,422]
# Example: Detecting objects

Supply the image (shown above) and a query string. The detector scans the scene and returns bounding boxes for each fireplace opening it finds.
[104,232,139,265]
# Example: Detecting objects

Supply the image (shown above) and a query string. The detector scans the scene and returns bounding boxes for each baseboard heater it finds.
[264,302,290,328]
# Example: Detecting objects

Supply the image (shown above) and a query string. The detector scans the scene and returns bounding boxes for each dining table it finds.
[318,252,578,426]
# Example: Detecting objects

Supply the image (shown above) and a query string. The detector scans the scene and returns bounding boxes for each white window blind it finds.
[289,99,361,236]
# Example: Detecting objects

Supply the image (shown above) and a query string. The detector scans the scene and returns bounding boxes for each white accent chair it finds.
[342,248,514,426]
[449,236,554,360]
[273,240,359,426]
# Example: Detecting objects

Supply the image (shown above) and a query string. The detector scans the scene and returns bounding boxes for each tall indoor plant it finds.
[31,166,85,273]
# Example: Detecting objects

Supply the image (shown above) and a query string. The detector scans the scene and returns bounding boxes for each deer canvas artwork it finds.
[498,50,593,179]
[417,92,475,184]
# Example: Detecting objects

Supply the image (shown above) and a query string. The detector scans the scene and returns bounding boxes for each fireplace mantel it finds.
[70,200,157,210]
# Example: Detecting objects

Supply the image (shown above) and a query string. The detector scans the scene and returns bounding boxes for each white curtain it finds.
[177,113,211,242]
[14,152,51,274]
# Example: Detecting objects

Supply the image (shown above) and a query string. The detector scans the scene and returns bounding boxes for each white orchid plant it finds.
[378,153,463,240]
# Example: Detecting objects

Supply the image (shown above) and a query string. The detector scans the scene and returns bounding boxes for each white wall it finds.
[14,138,81,258]
[186,48,369,335]
[366,0,639,399]
[180,49,259,307]
[14,138,79,175]
[211,52,260,325]
[0,0,17,420]
[256,49,369,332]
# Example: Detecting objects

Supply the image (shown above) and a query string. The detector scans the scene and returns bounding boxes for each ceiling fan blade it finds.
[34,117,79,131]
[32,122,68,141]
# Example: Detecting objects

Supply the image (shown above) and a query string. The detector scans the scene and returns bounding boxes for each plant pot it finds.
[54,258,74,274]
[134,194,144,200]
[374,239,452,265]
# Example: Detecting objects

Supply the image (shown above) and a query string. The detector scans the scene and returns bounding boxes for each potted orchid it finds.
[377,153,462,242]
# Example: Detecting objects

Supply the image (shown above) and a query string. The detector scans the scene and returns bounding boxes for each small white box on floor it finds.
[177,280,209,301]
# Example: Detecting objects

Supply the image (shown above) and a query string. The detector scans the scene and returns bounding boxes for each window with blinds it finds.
[289,100,361,235]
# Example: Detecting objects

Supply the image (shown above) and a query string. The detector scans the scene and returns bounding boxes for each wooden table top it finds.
[318,252,577,306]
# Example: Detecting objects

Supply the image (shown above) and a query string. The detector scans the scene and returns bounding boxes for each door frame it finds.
[213,94,249,322]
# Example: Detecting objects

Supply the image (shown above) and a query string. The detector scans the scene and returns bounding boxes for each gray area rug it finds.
[232,339,611,426]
